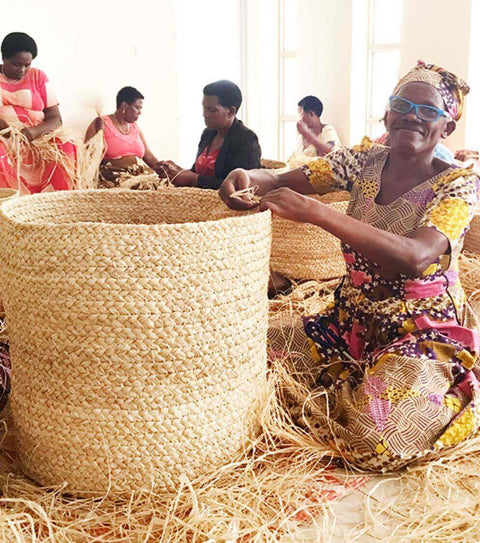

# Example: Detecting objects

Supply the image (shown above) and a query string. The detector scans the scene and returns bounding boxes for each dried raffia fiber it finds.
[1,348,480,541]
[269,279,339,319]
[81,131,170,190]
[0,126,75,188]
[117,172,170,190]
[0,125,103,191]
[0,188,271,494]
[261,158,287,170]
[271,191,350,282]
[77,129,105,189]
[0,211,479,539]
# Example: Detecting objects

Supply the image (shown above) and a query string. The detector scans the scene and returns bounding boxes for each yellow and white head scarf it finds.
[393,61,470,121]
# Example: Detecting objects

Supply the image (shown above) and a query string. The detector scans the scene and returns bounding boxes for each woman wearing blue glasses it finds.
[220,61,480,471]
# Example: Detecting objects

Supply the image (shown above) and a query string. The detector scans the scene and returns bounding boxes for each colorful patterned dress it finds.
[282,138,480,470]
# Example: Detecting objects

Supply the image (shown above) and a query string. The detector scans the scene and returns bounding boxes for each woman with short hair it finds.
[85,86,162,189]
[158,79,261,189]
[0,31,76,193]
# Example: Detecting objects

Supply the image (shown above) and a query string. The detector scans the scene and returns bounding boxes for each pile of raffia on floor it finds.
[1,253,480,541]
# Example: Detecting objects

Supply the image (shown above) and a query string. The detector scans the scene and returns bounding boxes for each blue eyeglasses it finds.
[388,95,450,122]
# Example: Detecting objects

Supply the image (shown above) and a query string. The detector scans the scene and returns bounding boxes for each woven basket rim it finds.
[0,188,17,197]
[0,188,270,232]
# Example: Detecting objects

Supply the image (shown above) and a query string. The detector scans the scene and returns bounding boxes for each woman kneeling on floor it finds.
[221,61,480,471]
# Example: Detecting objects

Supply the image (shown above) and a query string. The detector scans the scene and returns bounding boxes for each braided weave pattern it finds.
[0,188,18,320]
[0,188,271,493]
[271,193,349,281]
[464,214,480,254]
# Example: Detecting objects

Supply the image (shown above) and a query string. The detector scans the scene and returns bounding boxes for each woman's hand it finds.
[21,127,35,142]
[155,160,181,178]
[259,187,319,223]
[219,168,256,210]
[455,149,479,162]
[296,119,311,138]
[171,170,198,187]
[220,168,284,210]
[154,161,198,186]
[0,118,10,138]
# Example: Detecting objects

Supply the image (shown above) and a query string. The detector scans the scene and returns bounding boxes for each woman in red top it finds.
[85,86,161,188]
[158,80,261,189]
[0,32,76,194]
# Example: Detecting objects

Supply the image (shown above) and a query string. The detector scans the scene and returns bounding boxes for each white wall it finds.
[1,0,479,161]
[399,0,472,152]
[297,0,353,146]
[0,0,180,160]
[175,0,243,165]
[466,0,480,150]
[243,0,280,159]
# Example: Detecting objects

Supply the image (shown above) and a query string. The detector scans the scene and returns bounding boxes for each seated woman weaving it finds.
[0,32,76,194]
[220,61,480,470]
[157,79,261,189]
[85,86,162,189]
[287,95,341,169]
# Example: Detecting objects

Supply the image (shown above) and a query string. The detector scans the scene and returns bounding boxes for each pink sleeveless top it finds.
[102,115,145,160]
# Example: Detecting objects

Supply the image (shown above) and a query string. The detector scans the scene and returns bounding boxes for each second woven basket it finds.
[0,188,271,493]
[270,191,350,281]
[464,214,480,254]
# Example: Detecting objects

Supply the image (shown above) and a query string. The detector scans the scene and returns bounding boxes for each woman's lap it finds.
[268,316,480,470]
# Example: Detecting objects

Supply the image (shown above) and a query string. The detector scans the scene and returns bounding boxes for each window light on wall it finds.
[366,0,403,139]
[278,0,298,161]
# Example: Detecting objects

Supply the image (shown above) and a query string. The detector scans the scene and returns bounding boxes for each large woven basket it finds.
[270,191,350,281]
[0,188,271,493]
[464,214,480,254]
[0,188,18,322]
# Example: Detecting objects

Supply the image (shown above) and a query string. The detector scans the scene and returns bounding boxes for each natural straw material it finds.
[0,188,18,327]
[464,214,480,254]
[270,191,350,281]
[0,188,271,494]
[261,158,287,170]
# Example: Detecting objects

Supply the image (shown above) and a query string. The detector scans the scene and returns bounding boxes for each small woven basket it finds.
[271,191,350,281]
[0,188,271,493]
[261,158,287,170]
[464,214,480,254]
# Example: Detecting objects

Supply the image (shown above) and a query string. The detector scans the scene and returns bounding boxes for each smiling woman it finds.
[220,61,480,471]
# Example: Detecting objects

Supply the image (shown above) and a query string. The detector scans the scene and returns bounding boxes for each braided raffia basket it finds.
[261,158,287,170]
[464,214,480,254]
[0,188,271,493]
[0,188,18,321]
[271,191,350,281]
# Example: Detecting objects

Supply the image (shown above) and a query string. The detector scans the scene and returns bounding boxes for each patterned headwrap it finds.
[393,60,470,121]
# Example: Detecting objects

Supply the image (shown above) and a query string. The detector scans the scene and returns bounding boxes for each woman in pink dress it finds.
[0,32,76,194]
[85,86,161,189]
